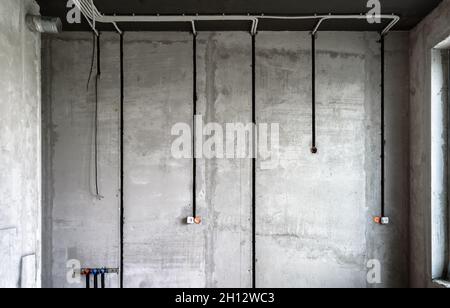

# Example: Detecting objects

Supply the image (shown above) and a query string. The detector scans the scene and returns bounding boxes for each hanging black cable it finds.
[87,33,96,91]
[86,32,102,198]
[94,33,101,198]
[311,33,318,154]
[119,33,125,289]
[251,33,257,289]
[193,33,198,219]
[380,34,385,218]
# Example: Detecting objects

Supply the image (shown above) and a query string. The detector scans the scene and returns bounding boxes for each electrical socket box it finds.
[194,217,202,225]
[187,217,195,224]
[374,216,390,225]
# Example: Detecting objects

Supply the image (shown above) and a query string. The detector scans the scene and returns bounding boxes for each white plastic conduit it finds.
[73,0,400,36]
[73,0,122,35]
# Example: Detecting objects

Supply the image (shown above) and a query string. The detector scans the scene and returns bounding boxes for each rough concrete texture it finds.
[123,32,211,288]
[42,32,121,288]
[43,31,410,288]
[382,32,411,287]
[189,32,253,288]
[410,0,450,287]
[256,32,410,288]
[0,0,41,288]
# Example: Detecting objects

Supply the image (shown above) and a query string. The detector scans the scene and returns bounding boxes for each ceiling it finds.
[37,0,443,32]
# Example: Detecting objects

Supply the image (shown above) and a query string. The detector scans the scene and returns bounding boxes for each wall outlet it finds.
[374,216,390,225]
[187,217,195,224]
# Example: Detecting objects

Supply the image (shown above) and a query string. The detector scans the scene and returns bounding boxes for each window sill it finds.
[433,279,450,288]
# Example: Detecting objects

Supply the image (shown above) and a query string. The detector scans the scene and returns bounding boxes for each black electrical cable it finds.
[86,32,102,198]
[193,34,197,218]
[380,34,385,218]
[94,34,101,198]
[311,33,318,154]
[119,33,125,289]
[251,33,257,289]
[87,33,96,91]
[97,35,101,76]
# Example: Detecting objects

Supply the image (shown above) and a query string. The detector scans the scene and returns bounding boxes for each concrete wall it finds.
[410,0,450,287]
[42,31,410,288]
[257,31,410,288]
[0,0,41,288]
[42,32,121,288]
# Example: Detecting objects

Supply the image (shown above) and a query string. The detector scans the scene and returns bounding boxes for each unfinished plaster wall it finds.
[0,0,41,288]
[43,31,410,288]
[256,31,410,288]
[42,32,120,288]
[123,32,253,288]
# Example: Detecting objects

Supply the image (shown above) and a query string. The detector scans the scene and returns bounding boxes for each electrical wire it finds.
[380,34,385,218]
[311,33,318,154]
[94,34,102,199]
[87,33,96,91]
[87,32,103,200]
[119,33,125,289]
[251,33,257,289]
[193,33,197,218]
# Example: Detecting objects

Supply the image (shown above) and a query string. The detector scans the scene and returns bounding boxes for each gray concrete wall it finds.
[42,32,121,288]
[0,0,41,288]
[42,31,410,288]
[257,31,410,288]
[410,0,450,287]
[123,32,211,288]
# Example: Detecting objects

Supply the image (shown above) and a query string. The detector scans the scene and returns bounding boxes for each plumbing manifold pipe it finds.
[81,268,118,288]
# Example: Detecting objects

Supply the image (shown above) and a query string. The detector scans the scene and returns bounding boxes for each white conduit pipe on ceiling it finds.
[73,0,122,35]
[73,0,400,36]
